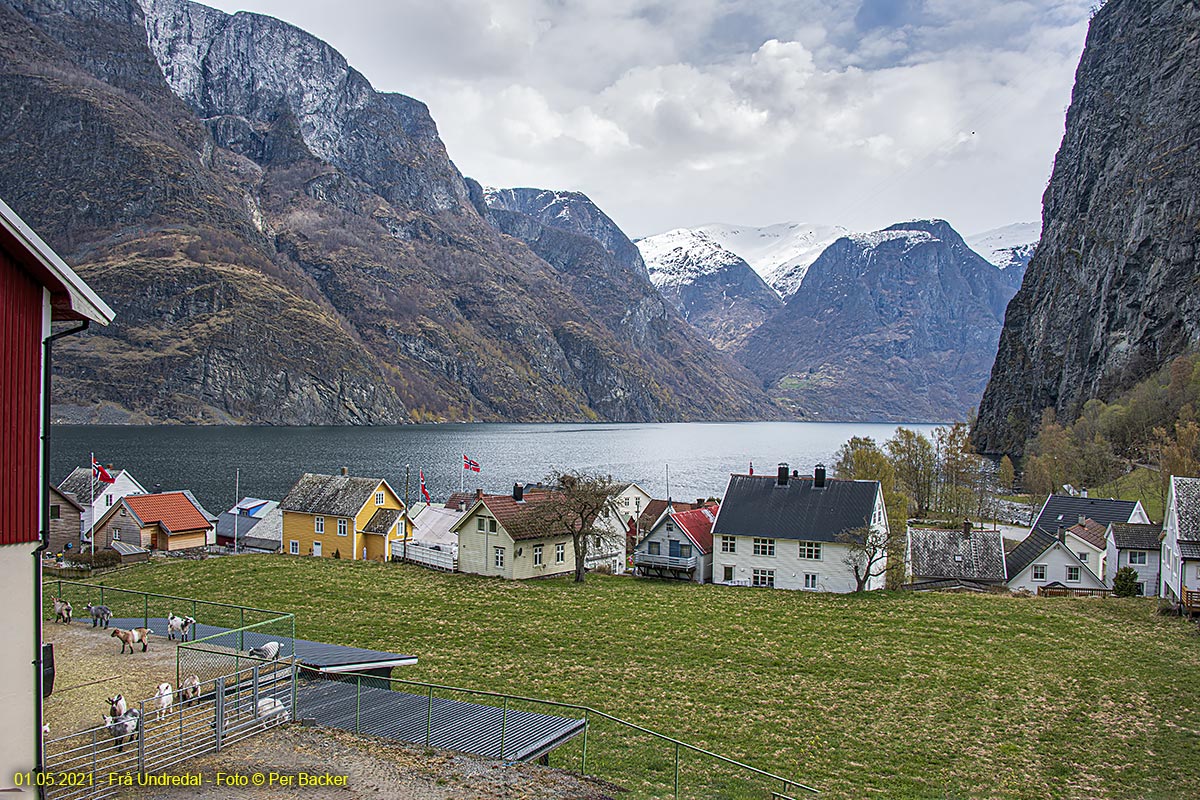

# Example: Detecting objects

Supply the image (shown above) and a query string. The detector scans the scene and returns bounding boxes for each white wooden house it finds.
[1005,529,1106,592]
[57,466,147,541]
[452,487,576,580]
[1105,522,1162,596]
[633,504,716,583]
[1160,476,1200,605]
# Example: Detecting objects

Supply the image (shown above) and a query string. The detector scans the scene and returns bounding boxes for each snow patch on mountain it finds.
[694,221,848,298]
[966,222,1040,270]
[637,228,752,288]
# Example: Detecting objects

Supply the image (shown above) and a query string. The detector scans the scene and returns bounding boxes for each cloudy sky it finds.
[204,0,1095,238]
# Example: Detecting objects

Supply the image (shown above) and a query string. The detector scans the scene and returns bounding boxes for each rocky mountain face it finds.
[735,220,1018,422]
[965,223,1038,292]
[695,222,848,300]
[972,0,1200,455]
[637,228,783,351]
[0,0,773,424]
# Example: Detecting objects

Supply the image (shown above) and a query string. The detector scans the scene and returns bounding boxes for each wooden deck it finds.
[1184,590,1200,615]
[1037,587,1115,598]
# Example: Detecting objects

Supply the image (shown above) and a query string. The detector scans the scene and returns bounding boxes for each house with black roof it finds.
[1160,476,1200,606]
[1105,522,1162,596]
[710,464,887,593]
[1032,494,1150,538]
[1005,528,1105,592]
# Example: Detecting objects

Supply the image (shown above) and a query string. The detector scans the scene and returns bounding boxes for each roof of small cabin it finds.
[1005,528,1058,580]
[908,528,1006,582]
[58,467,144,504]
[50,485,84,512]
[1109,522,1161,551]
[712,474,879,542]
[1171,476,1200,542]
[455,490,579,541]
[1033,495,1140,536]
[411,503,463,547]
[638,499,691,531]
[364,507,402,534]
[1064,517,1108,550]
[123,492,212,533]
[281,473,388,517]
[109,540,148,557]
[666,505,718,554]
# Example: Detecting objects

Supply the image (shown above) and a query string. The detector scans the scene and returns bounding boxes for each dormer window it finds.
[375,491,385,506]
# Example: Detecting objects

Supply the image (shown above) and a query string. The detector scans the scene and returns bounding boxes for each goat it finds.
[111,627,152,653]
[246,641,280,661]
[179,674,200,707]
[166,612,187,641]
[52,596,72,624]
[106,695,126,718]
[152,683,173,721]
[254,697,289,723]
[103,709,140,752]
[85,603,112,628]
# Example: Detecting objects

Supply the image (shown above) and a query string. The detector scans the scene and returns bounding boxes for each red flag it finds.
[462,455,480,473]
[420,470,431,505]
[92,457,116,484]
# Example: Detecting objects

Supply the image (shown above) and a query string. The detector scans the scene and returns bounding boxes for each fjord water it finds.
[51,422,941,514]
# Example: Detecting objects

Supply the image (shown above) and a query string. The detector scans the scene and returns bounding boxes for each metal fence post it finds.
[252,664,260,712]
[674,741,680,800]
[425,685,433,746]
[143,594,149,629]
[291,662,299,721]
[99,585,105,608]
[581,711,589,773]
[499,697,508,760]
[239,608,245,650]
[215,678,225,752]
[91,729,97,779]
[355,675,362,734]
[137,700,146,774]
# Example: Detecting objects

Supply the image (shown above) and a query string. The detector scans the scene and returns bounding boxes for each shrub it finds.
[1113,566,1140,597]
[333,549,341,559]
[67,549,122,569]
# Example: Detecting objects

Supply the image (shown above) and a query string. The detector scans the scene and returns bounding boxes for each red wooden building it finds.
[0,197,113,790]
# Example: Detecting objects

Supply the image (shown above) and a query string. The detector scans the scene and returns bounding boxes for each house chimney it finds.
[962,519,972,538]
[814,464,826,489]
[1081,487,1088,498]
[1078,515,1085,526]
[695,498,704,508]
[1057,525,1065,543]
[777,463,789,486]
[513,483,524,502]
[340,466,348,476]
[457,501,466,512]
[474,488,483,503]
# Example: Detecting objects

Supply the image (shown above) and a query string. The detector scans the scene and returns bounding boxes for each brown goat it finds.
[110,627,152,654]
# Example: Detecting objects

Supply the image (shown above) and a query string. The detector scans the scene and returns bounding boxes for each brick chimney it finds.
[962,519,972,538]
[513,483,524,502]
[813,464,827,489]
[474,488,484,503]
[776,463,789,487]
[340,466,348,476]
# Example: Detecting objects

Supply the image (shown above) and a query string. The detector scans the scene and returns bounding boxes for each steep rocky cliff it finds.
[735,220,1017,422]
[973,0,1200,455]
[0,0,773,423]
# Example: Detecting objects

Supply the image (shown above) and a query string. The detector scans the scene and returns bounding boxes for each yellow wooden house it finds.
[280,469,410,561]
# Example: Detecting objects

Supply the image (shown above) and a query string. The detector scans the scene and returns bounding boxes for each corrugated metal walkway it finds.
[298,679,586,762]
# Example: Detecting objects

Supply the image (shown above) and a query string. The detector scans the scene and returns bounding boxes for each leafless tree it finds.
[529,470,624,583]
[837,525,904,592]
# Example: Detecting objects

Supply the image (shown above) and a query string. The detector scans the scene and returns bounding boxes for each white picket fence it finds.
[391,539,457,571]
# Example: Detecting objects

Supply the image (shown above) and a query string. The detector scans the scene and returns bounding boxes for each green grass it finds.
[77,557,1200,799]
[1092,467,1165,522]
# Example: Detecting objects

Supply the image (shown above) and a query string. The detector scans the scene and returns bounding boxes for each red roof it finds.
[1066,517,1108,550]
[477,490,574,541]
[124,492,211,533]
[669,504,718,554]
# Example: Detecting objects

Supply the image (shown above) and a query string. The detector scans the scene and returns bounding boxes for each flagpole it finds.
[404,464,411,563]
[233,468,239,555]
[89,452,95,557]
[460,453,464,494]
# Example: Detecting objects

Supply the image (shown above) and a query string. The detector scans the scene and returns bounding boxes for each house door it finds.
[313,541,322,557]
[669,540,681,558]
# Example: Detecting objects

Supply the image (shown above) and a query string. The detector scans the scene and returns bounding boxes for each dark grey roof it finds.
[1005,528,1058,580]
[58,466,139,502]
[1033,495,1139,535]
[50,485,84,511]
[712,474,879,542]
[294,638,416,670]
[281,473,382,516]
[1172,477,1200,542]
[898,578,996,593]
[1179,542,1200,560]
[363,508,401,534]
[1109,522,1161,551]
[216,512,264,540]
[908,528,1006,582]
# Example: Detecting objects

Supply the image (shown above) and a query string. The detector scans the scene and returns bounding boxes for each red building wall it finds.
[0,248,44,546]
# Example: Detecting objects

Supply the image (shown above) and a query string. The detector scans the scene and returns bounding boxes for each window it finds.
[112,528,121,541]
[533,544,543,566]
[623,497,630,506]
[106,495,113,507]
[721,535,736,553]
[337,518,348,536]
[803,573,819,590]
[494,547,505,568]
[752,569,775,588]
[289,540,299,555]
[1129,551,1147,566]
[1077,552,1089,563]
[477,518,486,532]
[753,538,775,557]
[799,541,822,560]
[50,504,61,520]
[556,543,565,564]
[648,541,660,555]
[1066,566,1081,583]
[375,491,385,506]
[489,519,498,534]
[1032,564,1047,581]
[314,516,324,534]
[723,565,734,582]
[679,544,692,559]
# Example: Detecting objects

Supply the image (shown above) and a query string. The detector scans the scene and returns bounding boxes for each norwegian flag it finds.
[92,457,116,484]
[420,470,432,505]
[462,455,481,473]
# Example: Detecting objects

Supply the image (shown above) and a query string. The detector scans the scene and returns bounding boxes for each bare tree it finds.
[837,525,903,593]
[530,470,624,583]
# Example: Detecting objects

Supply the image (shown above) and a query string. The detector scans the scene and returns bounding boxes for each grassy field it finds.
[70,556,1200,799]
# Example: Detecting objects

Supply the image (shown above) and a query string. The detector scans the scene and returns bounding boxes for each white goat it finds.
[247,641,280,661]
[254,697,289,723]
[103,709,140,752]
[166,612,188,641]
[106,695,126,718]
[111,627,152,653]
[179,674,200,707]
[153,683,173,721]
[52,596,72,624]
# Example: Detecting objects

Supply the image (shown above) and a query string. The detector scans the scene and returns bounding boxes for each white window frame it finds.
[799,541,822,560]
[753,538,775,557]
[1129,551,1147,566]
[752,568,775,588]
[1066,566,1081,583]
[494,546,505,569]
[337,518,348,537]
[555,543,565,564]
[803,572,819,590]
[533,544,543,566]
[289,540,299,555]
[722,565,735,583]
[314,516,324,535]
[721,535,736,553]
[1077,552,1089,563]
[1032,564,1047,581]
[375,491,385,506]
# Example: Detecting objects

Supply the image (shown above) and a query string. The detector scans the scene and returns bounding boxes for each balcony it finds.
[633,551,697,571]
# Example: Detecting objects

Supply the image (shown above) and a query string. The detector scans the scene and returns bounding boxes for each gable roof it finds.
[216,499,281,542]
[1109,522,1161,551]
[712,474,880,542]
[452,490,579,541]
[1032,495,1140,536]
[1171,476,1200,543]
[667,505,718,555]
[124,492,212,533]
[1064,518,1108,550]
[444,491,477,510]
[908,528,1006,582]
[638,499,690,531]
[58,466,145,504]
[1005,529,1058,580]
[50,485,84,512]
[281,473,389,517]
[363,507,402,534]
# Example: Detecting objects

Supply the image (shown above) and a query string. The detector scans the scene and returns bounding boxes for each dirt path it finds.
[114,725,620,800]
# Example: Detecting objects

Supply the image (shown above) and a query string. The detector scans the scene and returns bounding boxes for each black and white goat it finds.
[85,603,112,629]
[106,695,126,718]
[166,612,196,641]
[246,641,280,661]
[178,674,200,707]
[103,709,140,752]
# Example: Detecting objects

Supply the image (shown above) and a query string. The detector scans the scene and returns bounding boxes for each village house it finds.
[633,503,716,583]
[710,464,888,593]
[217,497,281,550]
[452,486,578,579]
[633,498,704,564]
[590,482,651,574]
[1031,494,1150,538]
[57,465,146,538]
[280,470,409,561]
[46,485,84,556]
[1159,476,1200,607]
[0,195,114,789]
[91,491,215,552]
[1005,528,1106,592]
[390,500,463,571]
[1105,522,1162,596]
[905,521,1007,591]
[1061,517,1109,581]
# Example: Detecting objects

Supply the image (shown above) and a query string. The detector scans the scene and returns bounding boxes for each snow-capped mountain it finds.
[695,222,848,299]
[966,222,1039,271]
[636,229,782,350]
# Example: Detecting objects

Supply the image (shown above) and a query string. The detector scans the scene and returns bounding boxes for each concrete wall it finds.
[0,543,37,793]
